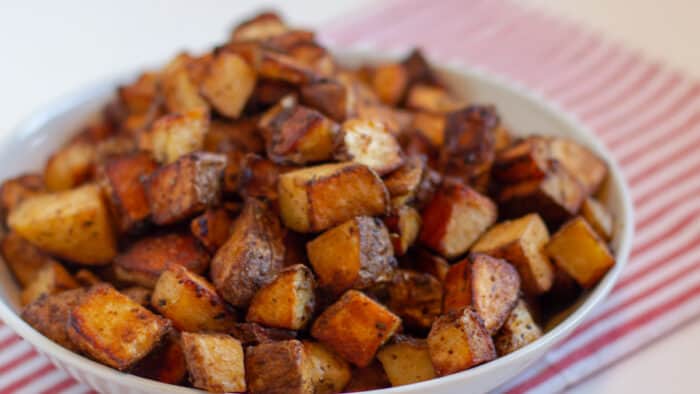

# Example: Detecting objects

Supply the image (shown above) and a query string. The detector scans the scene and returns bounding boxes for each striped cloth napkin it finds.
[1,0,699,392]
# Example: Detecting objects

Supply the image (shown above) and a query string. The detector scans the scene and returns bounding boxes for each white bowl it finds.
[0,52,633,394]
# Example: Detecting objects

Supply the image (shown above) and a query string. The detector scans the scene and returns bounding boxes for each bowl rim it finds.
[0,50,634,394]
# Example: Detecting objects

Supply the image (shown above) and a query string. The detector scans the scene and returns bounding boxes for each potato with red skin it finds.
[245,339,313,394]
[190,208,233,252]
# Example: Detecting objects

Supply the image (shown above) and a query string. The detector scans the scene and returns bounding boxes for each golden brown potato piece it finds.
[160,56,209,114]
[278,162,389,233]
[101,152,157,232]
[44,141,95,192]
[74,269,102,286]
[246,264,316,330]
[152,264,235,332]
[471,213,554,295]
[311,290,401,367]
[335,118,404,176]
[376,336,436,386]
[300,79,349,122]
[344,361,390,392]
[371,63,409,106]
[115,233,210,288]
[246,339,313,394]
[200,51,256,119]
[399,248,450,282]
[145,152,227,225]
[133,333,187,385]
[581,197,614,240]
[21,288,87,351]
[307,216,396,295]
[549,138,607,195]
[492,136,551,183]
[121,286,152,307]
[0,174,43,219]
[118,72,159,115]
[494,299,542,356]
[443,254,520,334]
[8,184,117,265]
[303,341,351,394]
[259,98,338,164]
[419,181,497,259]
[141,109,208,164]
[427,308,496,376]
[229,322,297,346]
[231,11,288,42]
[0,231,56,286]
[382,156,425,206]
[182,332,246,393]
[387,269,442,329]
[411,112,446,147]
[546,216,615,288]
[405,84,464,113]
[258,50,323,85]
[67,285,170,371]
[190,208,233,252]
[20,262,80,306]
[383,205,421,256]
[211,198,285,307]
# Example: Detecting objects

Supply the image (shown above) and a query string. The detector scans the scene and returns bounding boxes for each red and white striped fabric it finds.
[1,0,699,392]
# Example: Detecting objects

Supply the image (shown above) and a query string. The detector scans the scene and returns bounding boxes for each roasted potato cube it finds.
[182,332,246,393]
[232,11,288,41]
[278,162,389,233]
[259,99,338,164]
[8,184,117,265]
[399,248,450,282]
[335,119,404,175]
[370,63,409,106]
[190,208,233,252]
[443,254,520,334]
[67,285,170,370]
[161,58,209,114]
[300,79,349,122]
[494,299,542,355]
[311,290,401,367]
[307,216,396,295]
[427,308,496,376]
[118,72,159,115]
[471,213,554,295]
[145,152,226,225]
[258,50,322,85]
[411,112,446,147]
[44,142,95,191]
[205,117,265,154]
[211,198,285,307]
[101,152,157,232]
[1,231,56,286]
[122,286,152,307]
[74,269,102,286]
[581,197,614,240]
[546,217,615,288]
[200,51,256,119]
[376,336,436,386]
[549,138,607,195]
[246,264,316,330]
[115,233,209,288]
[133,333,187,385]
[142,109,208,164]
[20,261,80,305]
[21,288,87,351]
[405,84,464,113]
[237,153,294,200]
[246,339,313,394]
[344,361,390,392]
[419,181,497,259]
[493,136,551,183]
[152,264,235,332]
[387,269,442,329]
[382,156,426,209]
[383,205,421,256]
[229,322,297,345]
[0,174,43,219]
[303,341,351,394]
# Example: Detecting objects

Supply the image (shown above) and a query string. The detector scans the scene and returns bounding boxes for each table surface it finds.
[1,1,698,393]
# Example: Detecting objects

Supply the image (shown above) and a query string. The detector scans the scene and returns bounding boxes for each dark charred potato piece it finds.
[419,181,497,259]
[8,184,117,265]
[300,79,349,121]
[205,117,265,154]
[376,336,436,386]
[493,136,551,183]
[278,162,389,233]
[231,11,288,42]
[303,341,351,394]
[494,299,542,356]
[67,285,170,371]
[549,138,607,195]
[581,197,614,240]
[401,48,438,87]
[201,51,257,118]
[245,79,298,113]
[102,152,157,232]
[344,361,390,392]
[152,264,235,332]
[20,261,80,306]
[258,50,322,85]
[546,216,615,288]
[133,333,187,385]
[115,233,209,288]
[229,322,297,346]
[44,141,95,191]
[1,231,56,286]
[246,339,313,394]
[405,84,464,113]
[145,152,227,225]
[307,216,396,295]
[0,174,43,219]
[427,308,496,376]
[238,153,292,200]
[399,248,450,282]
[382,156,425,206]
[311,290,401,367]
[334,118,403,175]
[190,208,233,252]
[21,288,87,351]
[182,332,246,393]
[471,213,554,295]
[387,269,442,329]
[246,264,316,330]
[383,205,421,256]
[370,63,409,106]
[211,198,285,307]
[140,109,208,164]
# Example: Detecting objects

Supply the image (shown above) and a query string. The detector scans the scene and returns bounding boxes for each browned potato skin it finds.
[182,332,247,393]
[300,80,349,122]
[44,141,96,191]
[303,341,351,394]
[211,198,285,307]
[399,248,450,282]
[190,208,233,252]
[229,322,297,346]
[493,136,551,183]
[1,231,57,287]
[427,308,496,376]
[21,288,88,352]
[257,50,323,85]
[549,138,607,195]
[201,51,256,118]
[376,336,436,386]
[0,174,43,220]
[238,153,294,201]
[144,152,227,225]
[115,233,210,288]
[67,284,170,371]
[306,216,396,295]
[335,118,404,176]
[494,299,542,356]
[133,333,187,385]
[387,269,442,329]
[383,205,422,256]
[311,290,401,367]
[344,360,390,392]
[246,339,313,394]
[581,197,614,240]
[205,116,265,154]
[246,264,316,330]
[382,156,425,205]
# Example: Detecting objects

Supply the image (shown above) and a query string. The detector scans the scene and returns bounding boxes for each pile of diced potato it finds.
[0,11,615,393]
